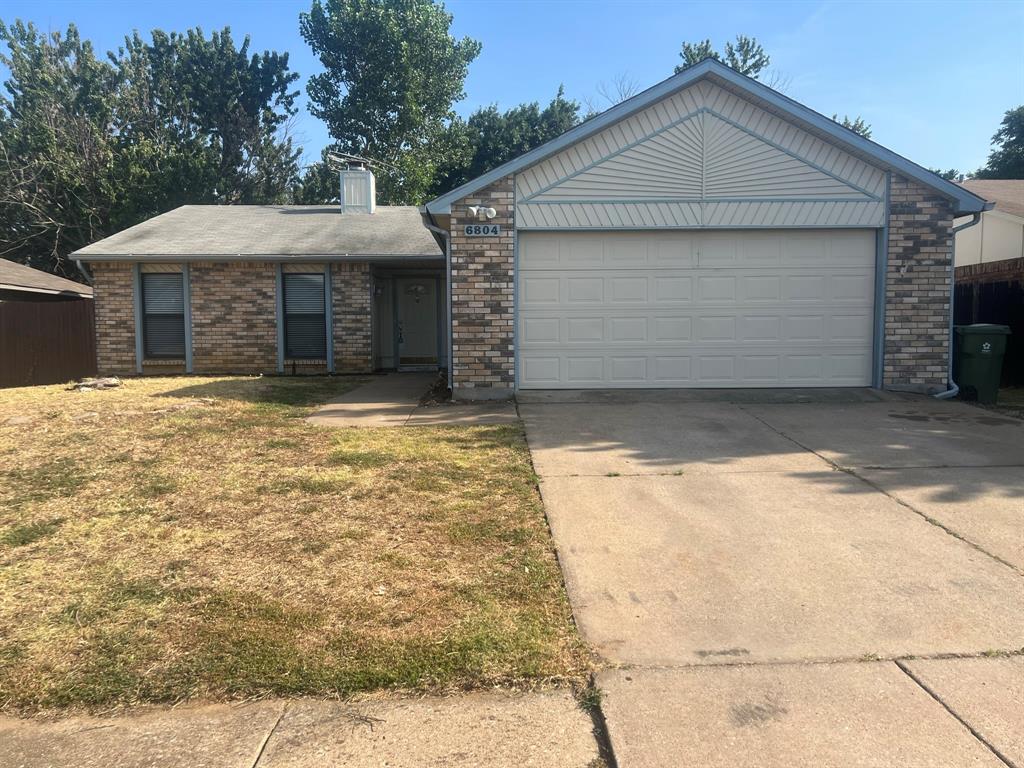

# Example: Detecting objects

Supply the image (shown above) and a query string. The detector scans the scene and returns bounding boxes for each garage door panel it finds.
[520,312,871,347]
[518,230,875,388]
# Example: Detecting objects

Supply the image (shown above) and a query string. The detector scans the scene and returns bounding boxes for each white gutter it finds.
[935,212,984,399]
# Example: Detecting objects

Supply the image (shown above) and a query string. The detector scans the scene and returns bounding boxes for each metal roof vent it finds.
[339,160,376,215]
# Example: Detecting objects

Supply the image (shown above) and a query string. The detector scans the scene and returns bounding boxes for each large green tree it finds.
[974,106,1024,179]
[432,87,581,194]
[300,0,481,204]
[0,21,301,276]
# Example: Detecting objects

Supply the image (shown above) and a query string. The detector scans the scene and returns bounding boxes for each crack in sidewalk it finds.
[250,702,288,768]
[895,660,1018,768]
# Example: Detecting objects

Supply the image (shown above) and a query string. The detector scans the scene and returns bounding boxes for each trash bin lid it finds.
[955,323,1012,335]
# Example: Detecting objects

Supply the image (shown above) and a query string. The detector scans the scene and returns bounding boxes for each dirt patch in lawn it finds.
[0,376,586,715]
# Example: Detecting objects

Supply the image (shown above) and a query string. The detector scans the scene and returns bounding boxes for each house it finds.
[951,180,1023,386]
[75,58,991,398]
[0,259,96,387]
[954,180,1024,267]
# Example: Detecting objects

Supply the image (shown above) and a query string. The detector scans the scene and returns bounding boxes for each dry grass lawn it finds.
[0,376,586,715]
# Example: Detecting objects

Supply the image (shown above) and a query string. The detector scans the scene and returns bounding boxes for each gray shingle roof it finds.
[73,205,441,260]
[0,259,93,297]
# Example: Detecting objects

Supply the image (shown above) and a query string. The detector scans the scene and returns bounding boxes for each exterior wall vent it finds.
[339,162,376,214]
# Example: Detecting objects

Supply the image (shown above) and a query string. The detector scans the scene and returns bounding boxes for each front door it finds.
[396,277,438,368]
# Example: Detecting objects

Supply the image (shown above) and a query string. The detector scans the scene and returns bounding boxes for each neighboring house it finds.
[954,180,1024,266]
[0,259,96,387]
[75,59,991,398]
[952,180,1024,387]
[0,258,93,302]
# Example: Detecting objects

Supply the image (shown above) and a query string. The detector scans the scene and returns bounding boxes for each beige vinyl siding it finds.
[954,209,1024,266]
[515,81,886,230]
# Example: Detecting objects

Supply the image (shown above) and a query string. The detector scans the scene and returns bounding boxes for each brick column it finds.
[883,175,955,392]
[449,176,515,400]
[91,262,136,375]
[332,262,372,373]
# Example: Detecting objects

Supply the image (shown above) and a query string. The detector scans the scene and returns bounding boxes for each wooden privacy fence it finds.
[0,299,97,388]
[954,257,1024,386]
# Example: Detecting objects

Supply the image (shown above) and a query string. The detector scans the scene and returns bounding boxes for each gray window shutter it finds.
[283,273,327,359]
[141,273,185,358]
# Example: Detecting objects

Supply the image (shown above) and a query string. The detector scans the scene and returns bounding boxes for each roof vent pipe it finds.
[339,161,376,215]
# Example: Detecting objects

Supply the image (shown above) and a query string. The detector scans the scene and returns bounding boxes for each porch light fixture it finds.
[466,205,497,219]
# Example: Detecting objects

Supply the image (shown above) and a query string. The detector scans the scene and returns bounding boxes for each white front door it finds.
[517,230,876,389]
[396,277,438,367]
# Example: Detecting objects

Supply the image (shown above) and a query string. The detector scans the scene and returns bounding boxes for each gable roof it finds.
[0,259,92,298]
[959,180,1024,219]
[74,205,442,262]
[426,58,991,216]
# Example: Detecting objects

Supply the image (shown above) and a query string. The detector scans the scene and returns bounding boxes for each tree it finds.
[675,35,770,77]
[928,168,961,181]
[674,35,871,138]
[832,114,872,139]
[974,106,1024,179]
[300,0,481,204]
[0,22,119,274]
[432,87,582,194]
[112,28,301,211]
[0,21,303,276]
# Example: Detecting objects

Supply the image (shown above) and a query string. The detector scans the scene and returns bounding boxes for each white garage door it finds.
[517,230,876,389]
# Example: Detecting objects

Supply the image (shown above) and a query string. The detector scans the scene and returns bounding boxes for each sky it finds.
[2,0,1023,174]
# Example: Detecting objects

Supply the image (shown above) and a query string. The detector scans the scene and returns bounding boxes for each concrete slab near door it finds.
[860,466,1024,572]
[596,663,1006,768]
[902,656,1024,768]
[746,400,1024,469]
[520,402,828,477]
[540,473,1024,665]
[307,372,435,427]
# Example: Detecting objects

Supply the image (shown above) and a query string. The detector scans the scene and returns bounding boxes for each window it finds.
[141,272,186,359]
[283,272,327,359]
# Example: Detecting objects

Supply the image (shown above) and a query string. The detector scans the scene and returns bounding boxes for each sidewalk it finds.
[307,372,518,427]
[0,691,602,768]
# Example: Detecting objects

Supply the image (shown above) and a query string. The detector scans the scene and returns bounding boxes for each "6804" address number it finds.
[463,224,501,237]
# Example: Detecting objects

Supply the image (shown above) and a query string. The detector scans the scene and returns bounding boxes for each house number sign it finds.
[463,224,501,237]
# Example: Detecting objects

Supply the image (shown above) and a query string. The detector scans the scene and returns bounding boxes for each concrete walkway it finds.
[521,390,1024,767]
[307,372,518,427]
[0,691,601,768]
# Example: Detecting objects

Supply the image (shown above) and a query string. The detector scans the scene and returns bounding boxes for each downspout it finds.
[74,259,94,286]
[421,213,452,390]
[934,212,983,399]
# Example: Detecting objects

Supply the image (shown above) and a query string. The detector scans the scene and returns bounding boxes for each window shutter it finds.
[141,273,186,358]
[283,273,327,359]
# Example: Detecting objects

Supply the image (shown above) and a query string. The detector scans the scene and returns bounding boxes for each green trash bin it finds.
[954,324,1011,404]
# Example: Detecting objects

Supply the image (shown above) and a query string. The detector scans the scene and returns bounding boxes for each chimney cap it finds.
[327,151,385,172]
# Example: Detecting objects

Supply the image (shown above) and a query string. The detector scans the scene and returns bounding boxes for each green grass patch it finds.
[0,376,586,714]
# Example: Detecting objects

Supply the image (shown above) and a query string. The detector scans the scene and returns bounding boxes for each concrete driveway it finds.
[520,390,1024,767]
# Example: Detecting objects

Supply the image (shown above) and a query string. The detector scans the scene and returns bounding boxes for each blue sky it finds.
[3,0,1022,174]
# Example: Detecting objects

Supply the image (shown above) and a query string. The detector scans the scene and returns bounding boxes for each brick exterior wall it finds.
[91,260,374,377]
[883,174,955,392]
[190,262,278,374]
[332,263,372,372]
[92,262,136,375]
[449,175,515,399]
